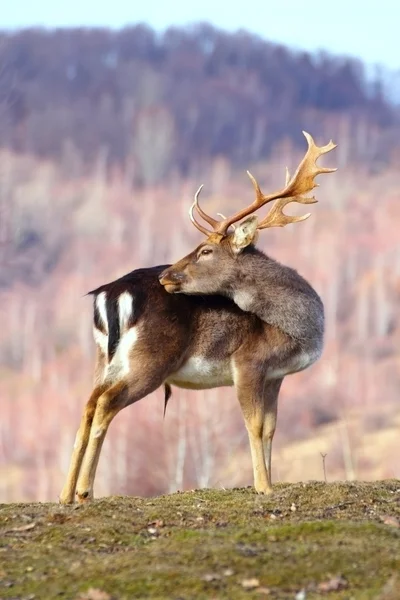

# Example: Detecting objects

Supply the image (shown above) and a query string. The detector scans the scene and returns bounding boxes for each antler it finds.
[189,185,219,235]
[189,131,337,236]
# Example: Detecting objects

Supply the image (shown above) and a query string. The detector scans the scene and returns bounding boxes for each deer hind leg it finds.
[74,361,168,503]
[59,383,108,504]
[262,378,283,491]
[75,380,128,503]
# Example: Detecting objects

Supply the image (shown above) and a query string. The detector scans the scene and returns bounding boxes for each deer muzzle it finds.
[158,268,186,293]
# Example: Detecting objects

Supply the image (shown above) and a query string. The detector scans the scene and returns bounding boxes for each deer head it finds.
[159,132,337,295]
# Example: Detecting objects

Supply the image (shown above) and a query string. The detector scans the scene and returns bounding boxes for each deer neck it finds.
[226,246,324,347]
[227,249,272,312]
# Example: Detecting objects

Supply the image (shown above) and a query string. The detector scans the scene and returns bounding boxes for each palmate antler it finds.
[189,131,337,236]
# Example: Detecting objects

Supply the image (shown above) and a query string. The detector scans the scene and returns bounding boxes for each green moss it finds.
[1,481,399,599]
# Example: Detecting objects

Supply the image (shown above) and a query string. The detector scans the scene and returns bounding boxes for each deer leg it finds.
[234,367,270,494]
[75,363,167,502]
[75,380,127,503]
[59,383,108,504]
[262,378,283,490]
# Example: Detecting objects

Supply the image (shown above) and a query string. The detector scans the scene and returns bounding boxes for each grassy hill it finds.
[1,481,400,599]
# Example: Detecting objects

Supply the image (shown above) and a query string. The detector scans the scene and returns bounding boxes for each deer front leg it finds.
[59,384,107,504]
[75,380,127,503]
[234,365,270,494]
[262,378,283,490]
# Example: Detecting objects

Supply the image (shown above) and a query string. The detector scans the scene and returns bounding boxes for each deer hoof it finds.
[254,484,273,495]
[59,489,76,505]
[76,489,93,503]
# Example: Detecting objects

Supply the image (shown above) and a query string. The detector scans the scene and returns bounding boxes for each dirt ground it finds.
[1,481,400,599]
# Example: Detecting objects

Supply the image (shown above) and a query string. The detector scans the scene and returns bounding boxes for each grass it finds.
[1,481,400,599]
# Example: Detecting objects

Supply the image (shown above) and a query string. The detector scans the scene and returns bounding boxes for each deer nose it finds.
[159,269,185,284]
[158,271,167,284]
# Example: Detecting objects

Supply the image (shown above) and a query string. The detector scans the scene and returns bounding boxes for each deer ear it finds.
[230,216,259,253]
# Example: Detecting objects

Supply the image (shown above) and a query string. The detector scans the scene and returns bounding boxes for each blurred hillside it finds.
[0,25,399,502]
[0,24,399,182]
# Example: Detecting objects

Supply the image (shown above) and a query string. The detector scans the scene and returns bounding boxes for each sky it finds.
[1,0,399,71]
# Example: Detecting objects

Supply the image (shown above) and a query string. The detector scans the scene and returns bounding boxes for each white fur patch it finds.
[233,289,254,312]
[93,289,137,382]
[96,292,108,334]
[118,292,133,332]
[104,327,139,381]
[167,356,233,390]
[117,327,138,375]
[93,326,108,356]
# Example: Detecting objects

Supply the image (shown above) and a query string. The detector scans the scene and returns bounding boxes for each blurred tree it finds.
[0,25,397,174]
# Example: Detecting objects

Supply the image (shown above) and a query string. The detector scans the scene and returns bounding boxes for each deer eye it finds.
[200,248,213,257]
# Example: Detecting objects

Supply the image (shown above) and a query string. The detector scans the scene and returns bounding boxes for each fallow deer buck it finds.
[60,131,336,504]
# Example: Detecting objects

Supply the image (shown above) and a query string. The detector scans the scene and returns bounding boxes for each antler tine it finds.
[254,165,307,230]
[189,185,214,236]
[189,184,225,235]
[279,131,337,198]
[217,213,236,229]
[257,195,317,230]
[256,131,337,230]
[209,170,269,235]
[194,185,220,229]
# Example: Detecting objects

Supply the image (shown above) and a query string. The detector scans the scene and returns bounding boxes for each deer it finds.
[59,131,336,504]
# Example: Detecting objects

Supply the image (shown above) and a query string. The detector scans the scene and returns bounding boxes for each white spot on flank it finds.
[96,292,108,334]
[118,292,133,332]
